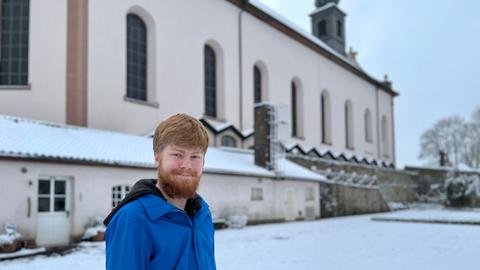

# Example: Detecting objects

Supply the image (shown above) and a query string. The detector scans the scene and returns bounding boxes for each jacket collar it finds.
[138,193,208,221]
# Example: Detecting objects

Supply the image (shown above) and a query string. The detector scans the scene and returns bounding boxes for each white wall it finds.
[88,0,240,135]
[0,0,67,123]
[0,159,320,241]
[0,0,396,163]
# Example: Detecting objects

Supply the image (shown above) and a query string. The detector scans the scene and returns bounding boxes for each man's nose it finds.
[178,158,193,169]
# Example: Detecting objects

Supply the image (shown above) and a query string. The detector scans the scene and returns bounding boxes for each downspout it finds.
[390,97,396,167]
[238,1,247,131]
[375,87,381,160]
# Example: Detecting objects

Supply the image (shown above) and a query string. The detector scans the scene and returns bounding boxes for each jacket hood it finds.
[103,178,202,226]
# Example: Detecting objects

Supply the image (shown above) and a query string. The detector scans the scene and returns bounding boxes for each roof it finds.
[226,0,398,97]
[0,114,325,182]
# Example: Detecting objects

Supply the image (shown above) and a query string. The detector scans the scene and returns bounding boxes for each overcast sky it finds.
[258,0,480,168]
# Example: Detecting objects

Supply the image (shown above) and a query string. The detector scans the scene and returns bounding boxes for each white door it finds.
[284,188,295,221]
[36,177,71,246]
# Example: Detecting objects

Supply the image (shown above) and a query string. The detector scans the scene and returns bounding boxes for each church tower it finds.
[310,0,346,56]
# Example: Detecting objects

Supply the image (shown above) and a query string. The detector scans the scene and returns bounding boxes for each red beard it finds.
[157,166,201,199]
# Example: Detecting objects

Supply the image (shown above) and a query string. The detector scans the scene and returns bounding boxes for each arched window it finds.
[0,0,30,85]
[204,45,216,117]
[336,20,343,38]
[291,81,298,137]
[318,20,327,37]
[221,135,237,148]
[254,65,262,104]
[382,115,389,157]
[364,109,373,142]
[345,100,354,149]
[321,90,332,144]
[126,14,147,101]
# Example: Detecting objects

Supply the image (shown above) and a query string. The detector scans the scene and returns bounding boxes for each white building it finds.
[0,114,324,246]
[0,0,397,165]
[0,0,398,246]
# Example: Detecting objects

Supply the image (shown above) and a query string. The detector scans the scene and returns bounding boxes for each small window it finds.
[251,187,263,201]
[337,20,343,38]
[305,187,315,201]
[112,185,131,208]
[318,20,327,37]
[221,135,237,148]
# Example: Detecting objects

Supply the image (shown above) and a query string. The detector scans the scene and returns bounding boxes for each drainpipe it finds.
[238,0,248,131]
[390,97,396,167]
[375,87,381,160]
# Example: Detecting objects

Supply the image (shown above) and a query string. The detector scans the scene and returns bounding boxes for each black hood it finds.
[103,179,202,226]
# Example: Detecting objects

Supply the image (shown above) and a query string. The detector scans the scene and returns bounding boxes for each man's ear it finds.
[154,152,160,167]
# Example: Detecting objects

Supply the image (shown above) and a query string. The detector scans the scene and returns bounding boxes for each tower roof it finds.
[315,0,340,8]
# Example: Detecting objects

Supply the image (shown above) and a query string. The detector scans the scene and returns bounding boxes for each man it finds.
[104,113,216,270]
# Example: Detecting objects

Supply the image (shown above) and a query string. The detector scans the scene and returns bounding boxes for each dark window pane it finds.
[126,14,147,101]
[38,198,50,212]
[0,0,29,86]
[55,181,66,195]
[254,65,262,104]
[318,20,327,36]
[204,45,216,117]
[291,82,297,137]
[38,180,50,195]
[337,20,343,37]
[54,197,65,211]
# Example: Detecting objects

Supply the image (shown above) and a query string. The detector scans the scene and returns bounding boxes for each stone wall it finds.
[320,182,389,218]
[288,155,418,217]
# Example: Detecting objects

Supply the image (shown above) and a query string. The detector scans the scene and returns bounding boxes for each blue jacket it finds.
[105,189,216,269]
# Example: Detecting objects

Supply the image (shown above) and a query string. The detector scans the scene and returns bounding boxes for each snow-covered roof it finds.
[0,114,325,182]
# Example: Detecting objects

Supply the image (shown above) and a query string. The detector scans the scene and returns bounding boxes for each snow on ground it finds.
[374,206,480,224]
[1,211,479,270]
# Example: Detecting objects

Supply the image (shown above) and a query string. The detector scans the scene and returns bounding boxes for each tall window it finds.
[318,20,327,37]
[345,100,354,149]
[321,90,332,144]
[382,116,389,157]
[204,45,216,117]
[291,81,298,137]
[364,109,373,142]
[0,0,29,85]
[126,14,147,101]
[254,65,262,104]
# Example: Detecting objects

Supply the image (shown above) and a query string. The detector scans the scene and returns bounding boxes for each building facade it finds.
[0,0,397,165]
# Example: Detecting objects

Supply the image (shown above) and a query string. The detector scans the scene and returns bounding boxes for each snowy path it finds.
[1,211,479,270]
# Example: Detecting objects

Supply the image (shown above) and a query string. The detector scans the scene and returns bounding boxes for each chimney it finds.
[254,103,288,173]
[254,104,274,170]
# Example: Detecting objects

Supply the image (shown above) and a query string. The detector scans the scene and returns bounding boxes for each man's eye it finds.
[172,153,181,158]
[192,156,201,160]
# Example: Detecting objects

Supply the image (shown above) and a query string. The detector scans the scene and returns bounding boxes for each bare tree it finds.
[419,107,480,169]
[419,116,466,167]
